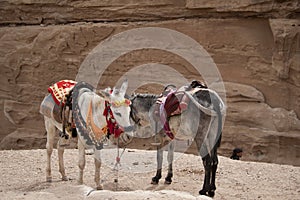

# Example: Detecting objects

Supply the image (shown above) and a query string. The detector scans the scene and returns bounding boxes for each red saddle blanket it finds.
[156,87,203,139]
[163,87,202,117]
[155,91,190,140]
[48,80,77,106]
[164,91,189,117]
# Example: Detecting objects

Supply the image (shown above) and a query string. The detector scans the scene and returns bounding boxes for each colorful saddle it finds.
[155,81,206,139]
[48,80,77,106]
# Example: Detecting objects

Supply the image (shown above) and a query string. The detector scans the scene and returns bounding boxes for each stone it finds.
[0,128,46,150]
[269,19,300,80]
[0,0,299,166]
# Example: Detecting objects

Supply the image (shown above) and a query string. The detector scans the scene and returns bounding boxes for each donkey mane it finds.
[133,93,159,99]
[130,93,159,110]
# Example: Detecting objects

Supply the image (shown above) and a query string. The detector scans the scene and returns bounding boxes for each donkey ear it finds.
[97,90,111,101]
[119,79,128,96]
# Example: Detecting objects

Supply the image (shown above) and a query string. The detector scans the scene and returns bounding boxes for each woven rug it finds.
[48,80,77,106]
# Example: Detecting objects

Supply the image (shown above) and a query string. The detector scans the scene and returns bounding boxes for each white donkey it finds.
[40,80,133,189]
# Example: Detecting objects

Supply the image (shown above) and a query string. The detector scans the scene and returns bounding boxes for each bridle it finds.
[130,105,142,126]
[129,96,142,126]
[111,98,131,107]
[105,98,134,134]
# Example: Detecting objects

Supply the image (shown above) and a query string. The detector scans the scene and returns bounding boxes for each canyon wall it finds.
[0,0,299,165]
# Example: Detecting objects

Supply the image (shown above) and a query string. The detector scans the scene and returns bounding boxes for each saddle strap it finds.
[62,89,75,138]
[103,101,123,138]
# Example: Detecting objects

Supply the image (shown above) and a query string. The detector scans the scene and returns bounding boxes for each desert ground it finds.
[0,147,299,200]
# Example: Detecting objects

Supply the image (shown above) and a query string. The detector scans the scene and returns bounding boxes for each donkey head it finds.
[98,80,134,137]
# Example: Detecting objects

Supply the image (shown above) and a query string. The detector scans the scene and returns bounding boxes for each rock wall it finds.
[0,0,299,165]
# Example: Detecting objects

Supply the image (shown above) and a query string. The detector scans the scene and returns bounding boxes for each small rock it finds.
[132,162,139,165]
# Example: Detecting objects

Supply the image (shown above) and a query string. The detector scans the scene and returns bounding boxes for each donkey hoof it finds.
[208,190,215,197]
[199,189,207,196]
[164,177,172,185]
[151,177,160,185]
[46,177,52,183]
[62,176,68,181]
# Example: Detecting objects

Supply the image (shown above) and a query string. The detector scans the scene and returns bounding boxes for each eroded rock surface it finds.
[0,0,299,166]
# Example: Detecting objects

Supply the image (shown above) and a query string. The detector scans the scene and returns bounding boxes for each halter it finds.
[103,98,132,138]
[111,99,131,107]
[130,105,142,126]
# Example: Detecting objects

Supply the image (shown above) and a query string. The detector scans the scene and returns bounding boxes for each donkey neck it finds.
[131,93,159,112]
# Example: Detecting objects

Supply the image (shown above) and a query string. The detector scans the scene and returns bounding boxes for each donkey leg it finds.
[45,118,55,182]
[57,139,68,181]
[199,155,212,196]
[208,154,219,197]
[151,147,163,184]
[207,164,217,197]
[165,141,174,184]
[77,139,86,185]
[94,149,103,190]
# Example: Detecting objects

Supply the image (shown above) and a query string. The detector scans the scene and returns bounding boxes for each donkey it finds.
[39,80,77,183]
[129,83,226,197]
[72,80,134,190]
[40,80,133,189]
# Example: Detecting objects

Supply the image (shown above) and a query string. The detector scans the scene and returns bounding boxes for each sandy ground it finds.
[0,148,299,200]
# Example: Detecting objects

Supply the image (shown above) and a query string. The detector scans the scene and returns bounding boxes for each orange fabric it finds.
[86,100,108,142]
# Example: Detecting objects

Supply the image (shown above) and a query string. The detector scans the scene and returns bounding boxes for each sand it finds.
[0,148,299,200]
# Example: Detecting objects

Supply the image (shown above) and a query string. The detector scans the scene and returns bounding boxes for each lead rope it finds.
[113,138,126,191]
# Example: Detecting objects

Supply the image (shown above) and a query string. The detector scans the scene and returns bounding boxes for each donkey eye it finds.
[114,112,122,117]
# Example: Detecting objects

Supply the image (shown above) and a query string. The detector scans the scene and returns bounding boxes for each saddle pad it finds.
[48,80,77,106]
[157,91,189,118]
[72,81,104,149]
[39,94,62,123]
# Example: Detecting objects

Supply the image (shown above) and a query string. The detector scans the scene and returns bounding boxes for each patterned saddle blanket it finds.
[40,80,77,135]
[48,80,77,106]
